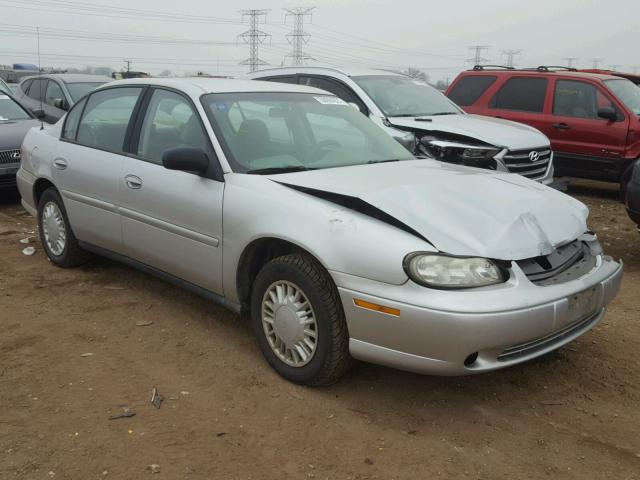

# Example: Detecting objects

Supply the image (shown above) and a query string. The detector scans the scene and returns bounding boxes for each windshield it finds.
[202,92,415,173]
[66,82,107,102]
[353,75,461,117]
[606,79,640,115]
[0,95,31,121]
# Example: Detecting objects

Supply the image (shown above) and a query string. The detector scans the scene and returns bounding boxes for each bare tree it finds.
[402,67,429,83]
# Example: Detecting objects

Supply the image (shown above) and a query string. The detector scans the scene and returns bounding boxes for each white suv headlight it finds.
[404,253,506,289]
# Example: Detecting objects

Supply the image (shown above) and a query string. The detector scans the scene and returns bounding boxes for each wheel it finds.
[37,187,89,268]
[619,162,635,202]
[250,254,351,386]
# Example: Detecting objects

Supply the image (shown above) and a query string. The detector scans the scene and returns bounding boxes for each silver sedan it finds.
[17,78,623,385]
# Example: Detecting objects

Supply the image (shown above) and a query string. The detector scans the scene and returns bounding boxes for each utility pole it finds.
[123,60,131,73]
[501,49,522,68]
[238,9,271,73]
[284,6,315,66]
[589,58,604,69]
[563,57,579,68]
[467,45,490,66]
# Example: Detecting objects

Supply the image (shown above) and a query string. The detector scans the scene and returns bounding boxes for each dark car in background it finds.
[446,67,640,195]
[0,92,40,188]
[626,160,640,230]
[14,74,111,123]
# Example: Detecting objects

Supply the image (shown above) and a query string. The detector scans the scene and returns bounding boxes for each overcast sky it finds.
[0,0,637,81]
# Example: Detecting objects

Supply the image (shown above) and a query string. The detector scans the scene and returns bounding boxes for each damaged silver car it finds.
[17,78,623,385]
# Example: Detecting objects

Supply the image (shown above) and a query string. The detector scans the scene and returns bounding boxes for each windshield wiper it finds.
[247,166,314,175]
[367,159,402,165]
[429,112,458,116]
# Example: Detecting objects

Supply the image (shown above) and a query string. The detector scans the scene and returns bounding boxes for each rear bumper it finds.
[332,256,623,376]
[16,167,37,215]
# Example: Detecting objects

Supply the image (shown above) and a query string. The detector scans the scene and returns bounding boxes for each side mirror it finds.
[31,108,45,119]
[162,147,209,175]
[53,98,68,110]
[597,106,618,122]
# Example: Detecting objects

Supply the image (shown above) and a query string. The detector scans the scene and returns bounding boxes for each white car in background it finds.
[248,67,555,184]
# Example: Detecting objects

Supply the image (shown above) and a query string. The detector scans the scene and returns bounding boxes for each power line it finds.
[238,9,271,73]
[284,6,315,67]
[467,45,490,65]
[501,49,522,68]
[563,57,579,68]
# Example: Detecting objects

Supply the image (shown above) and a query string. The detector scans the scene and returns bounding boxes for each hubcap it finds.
[261,280,318,367]
[42,201,67,256]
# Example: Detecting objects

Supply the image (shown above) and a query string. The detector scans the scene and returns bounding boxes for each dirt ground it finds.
[0,179,639,480]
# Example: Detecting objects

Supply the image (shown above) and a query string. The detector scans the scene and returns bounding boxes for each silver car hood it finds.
[387,114,549,150]
[273,160,588,261]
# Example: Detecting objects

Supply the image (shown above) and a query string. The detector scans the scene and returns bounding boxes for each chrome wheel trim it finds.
[42,201,67,256]
[261,280,318,367]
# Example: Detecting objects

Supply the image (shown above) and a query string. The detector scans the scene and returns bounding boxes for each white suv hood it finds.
[388,113,549,150]
[274,160,587,261]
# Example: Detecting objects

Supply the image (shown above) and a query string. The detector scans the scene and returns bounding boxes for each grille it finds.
[502,147,551,180]
[0,149,21,165]
[517,241,597,286]
[497,312,599,362]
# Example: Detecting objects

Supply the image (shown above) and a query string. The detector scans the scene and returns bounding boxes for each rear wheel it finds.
[619,162,635,202]
[37,187,88,268]
[250,254,351,386]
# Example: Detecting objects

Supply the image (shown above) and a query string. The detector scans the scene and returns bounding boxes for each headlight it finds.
[404,253,506,289]
[418,139,500,165]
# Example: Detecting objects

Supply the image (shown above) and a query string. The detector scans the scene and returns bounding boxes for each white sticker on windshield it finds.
[0,95,9,100]
[314,96,348,106]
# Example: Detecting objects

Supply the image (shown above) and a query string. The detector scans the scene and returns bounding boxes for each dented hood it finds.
[273,160,588,261]
[387,113,549,150]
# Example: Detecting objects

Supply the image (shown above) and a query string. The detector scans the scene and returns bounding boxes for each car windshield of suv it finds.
[352,75,461,117]
[66,82,107,102]
[0,95,31,121]
[203,92,415,173]
[605,79,640,115]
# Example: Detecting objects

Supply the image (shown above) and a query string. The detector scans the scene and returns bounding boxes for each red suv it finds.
[446,66,640,193]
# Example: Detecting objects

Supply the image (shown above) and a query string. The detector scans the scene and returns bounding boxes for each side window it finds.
[137,89,208,164]
[227,101,292,145]
[490,77,548,113]
[27,79,44,101]
[300,76,368,114]
[448,76,497,106]
[21,79,33,95]
[76,87,142,152]
[44,81,65,108]
[553,80,616,119]
[62,98,87,140]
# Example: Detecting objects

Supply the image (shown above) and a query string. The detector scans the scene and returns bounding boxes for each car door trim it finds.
[78,240,239,312]
[63,189,119,213]
[118,206,220,248]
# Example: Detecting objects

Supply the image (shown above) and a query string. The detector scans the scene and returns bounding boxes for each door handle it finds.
[124,174,143,189]
[53,158,68,170]
[552,123,570,130]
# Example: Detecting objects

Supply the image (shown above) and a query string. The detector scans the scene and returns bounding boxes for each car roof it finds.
[247,66,404,78]
[459,68,621,82]
[21,74,112,84]
[98,77,332,97]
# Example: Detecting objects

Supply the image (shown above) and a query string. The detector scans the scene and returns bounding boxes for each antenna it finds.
[37,26,43,130]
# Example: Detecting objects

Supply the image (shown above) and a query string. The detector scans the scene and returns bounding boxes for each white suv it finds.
[247,67,555,184]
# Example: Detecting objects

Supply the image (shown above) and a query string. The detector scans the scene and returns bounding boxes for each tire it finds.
[37,187,89,268]
[250,254,351,386]
[619,163,634,202]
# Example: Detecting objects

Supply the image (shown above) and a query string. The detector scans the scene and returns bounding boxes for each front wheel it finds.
[37,187,89,268]
[250,254,351,386]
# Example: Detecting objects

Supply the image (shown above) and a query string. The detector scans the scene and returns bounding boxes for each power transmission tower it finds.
[238,9,271,72]
[467,45,490,66]
[563,57,579,68]
[501,49,522,68]
[589,58,604,69]
[124,60,131,73]
[284,7,315,66]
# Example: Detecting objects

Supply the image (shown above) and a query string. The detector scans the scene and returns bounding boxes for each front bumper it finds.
[0,164,19,189]
[331,255,623,376]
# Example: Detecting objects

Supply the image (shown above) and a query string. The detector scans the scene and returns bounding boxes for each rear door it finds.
[54,86,144,253]
[549,78,630,180]
[119,87,224,294]
[485,76,551,134]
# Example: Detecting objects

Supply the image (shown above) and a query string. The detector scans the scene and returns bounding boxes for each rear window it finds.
[490,77,548,113]
[448,76,496,106]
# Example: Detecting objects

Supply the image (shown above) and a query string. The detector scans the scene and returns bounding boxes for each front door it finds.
[119,88,224,294]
